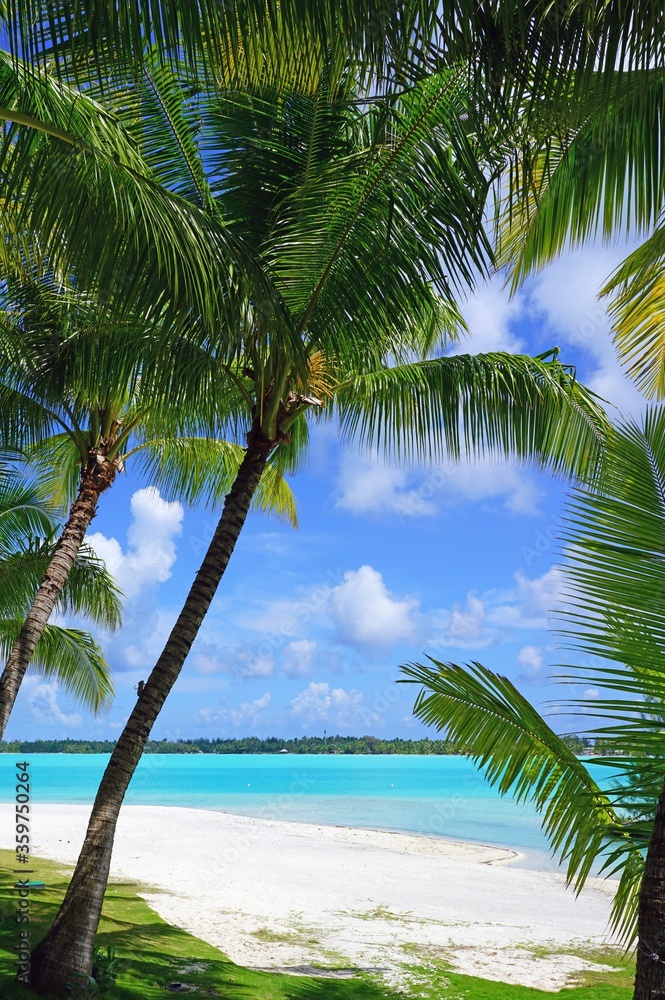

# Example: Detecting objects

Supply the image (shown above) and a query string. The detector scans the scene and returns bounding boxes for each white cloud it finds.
[583,687,600,700]
[443,461,545,516]
[430,567,564,651]
[29,683,82,728]
[336,454,436,518]
[194,692,271,729]
[122,607,178,669]
[513,567,564,619]
[192,643,274,678]
[517,645,544,679]
[282,639,317,678]
[432,593,489,649]
[83,488,185,673]
[458,278,527,354]
[244,655,275,678]
[336,452,543,519]
[290,681,369,725]
[87,487,183,600]
[329,566,418,650]
[526,248,646,418]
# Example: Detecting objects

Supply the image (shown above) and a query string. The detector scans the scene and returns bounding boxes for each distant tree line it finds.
[0,733,607,755]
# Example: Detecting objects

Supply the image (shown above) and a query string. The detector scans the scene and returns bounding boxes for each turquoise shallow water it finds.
[0,753,618,870]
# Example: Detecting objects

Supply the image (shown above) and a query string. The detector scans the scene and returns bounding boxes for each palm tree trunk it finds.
[0,455,116,739]
[634,776,665,999]
[28,441,269,994]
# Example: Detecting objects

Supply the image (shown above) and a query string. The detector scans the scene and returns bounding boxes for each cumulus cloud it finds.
[281,639,317,678]
[526,247,646,418]
[336,453,543,519]
[430,567,564,651]
[29,683,81,728]
[431,593,489,649]
[517,645,544,679]
[457,278,527,354]
[290,681,370,726]
[83,487,184,673]
[194,692,271,729]
[443,461,545,516]
[87,487,184,600]
[336,454,436,518]
[329,566,418,650]
[512,567,564,620]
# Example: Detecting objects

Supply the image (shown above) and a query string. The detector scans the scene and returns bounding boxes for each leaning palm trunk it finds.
[28,441,269,993]
[0,452,118,737]
[634,777,665,998]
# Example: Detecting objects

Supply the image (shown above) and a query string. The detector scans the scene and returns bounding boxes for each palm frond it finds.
[496,70,665,288]
[401,658,640,894]
[0,618,114,714]
[337,352,610,479]
[0,542,123,628]
[0,50,251,330]
[601,225,665,399]
[3,0,442,91]
[0,465,55,552]
[130,437,297,527]
[558,407,665,670]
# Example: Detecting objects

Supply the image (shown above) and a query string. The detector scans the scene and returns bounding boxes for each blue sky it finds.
[6,241,647,741]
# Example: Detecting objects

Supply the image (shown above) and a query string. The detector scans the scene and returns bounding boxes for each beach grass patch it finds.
[0,850,633,1000]
[251,926,320,946]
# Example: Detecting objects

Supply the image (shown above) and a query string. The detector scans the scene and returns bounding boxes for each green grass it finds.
[0,850,634,1000]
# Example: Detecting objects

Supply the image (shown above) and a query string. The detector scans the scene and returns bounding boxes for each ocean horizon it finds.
[0,752,619,871]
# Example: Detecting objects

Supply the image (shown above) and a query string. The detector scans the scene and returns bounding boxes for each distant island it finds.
[0,733,592,755]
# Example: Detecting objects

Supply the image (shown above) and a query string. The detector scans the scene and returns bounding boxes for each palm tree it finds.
[0,460,122,717]
[0,278,296,739]
[26,52,612,992]
[401,407,665,1000]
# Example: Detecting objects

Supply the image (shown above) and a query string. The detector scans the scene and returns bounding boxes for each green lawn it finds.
[0,850,634,999]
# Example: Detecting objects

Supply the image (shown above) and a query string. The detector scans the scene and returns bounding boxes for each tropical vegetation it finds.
[0,461,121,714]
[0,735,460,754]
[0,0,663,996]
[18,31,618,992]
[403,409,665,999]
[0,277,296,739]
[495,63,665,399]
[0,848,634,1000]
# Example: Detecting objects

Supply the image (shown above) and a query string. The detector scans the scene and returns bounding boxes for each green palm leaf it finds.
[0,50,252,329]
[129,436,298,527]
[600,227,665,399]
[497,70,665,287]
[402,657,645,941]
[0,542,122,628]
[0,464,54,553]
[403,410,665,948]
[0,619,114,713]
[559,408,665,669]
[3,0,442,89]
[337,352,610,478]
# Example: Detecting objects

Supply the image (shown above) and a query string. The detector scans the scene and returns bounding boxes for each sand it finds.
[1,803,623,991]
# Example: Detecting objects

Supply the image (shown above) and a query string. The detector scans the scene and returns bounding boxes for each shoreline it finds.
[1,802,621,991]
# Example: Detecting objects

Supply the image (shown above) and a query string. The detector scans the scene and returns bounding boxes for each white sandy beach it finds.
[2,803,622,991]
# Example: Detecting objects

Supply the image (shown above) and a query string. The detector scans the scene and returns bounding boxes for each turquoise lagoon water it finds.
[0,753,619,870]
